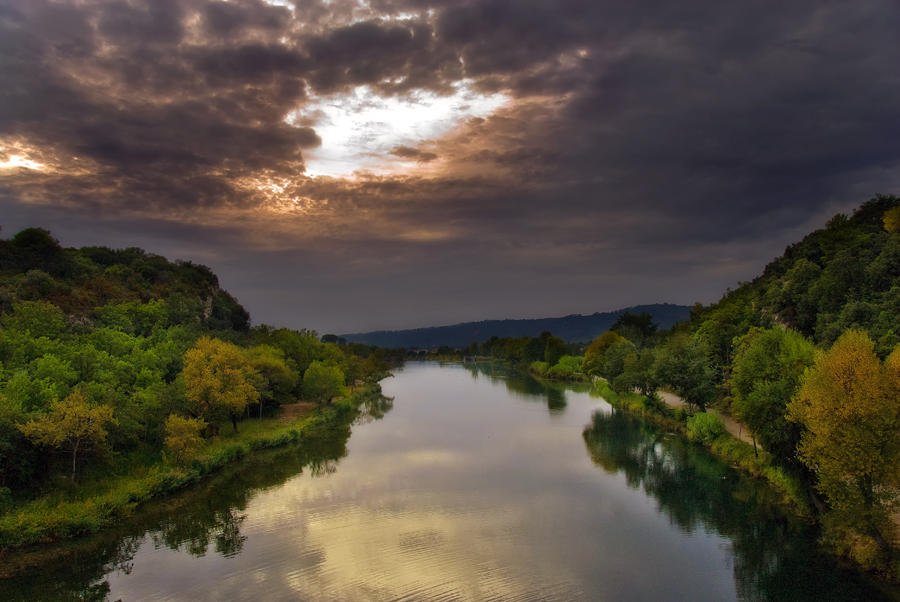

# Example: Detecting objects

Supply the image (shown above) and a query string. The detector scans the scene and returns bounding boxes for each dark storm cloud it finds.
[427,0,900,244]
[0,0,461,212]
[1,0,899,331]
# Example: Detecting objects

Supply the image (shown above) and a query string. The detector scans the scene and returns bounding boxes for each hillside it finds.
[685,193,900,365]
[0,227,250,332]
[342,303,691,348]
[0,227,394,507]
[579,194,900,573]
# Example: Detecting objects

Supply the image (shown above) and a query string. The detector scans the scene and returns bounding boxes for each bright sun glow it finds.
[0,154,45,171]
[292,81,509,178]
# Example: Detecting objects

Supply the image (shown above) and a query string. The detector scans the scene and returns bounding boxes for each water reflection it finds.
[355,389,395,424]
[583,408,892,602]
[152,506,247,559]
[461,362,585,414]
[4,367,899,602]
[2,393,394,602]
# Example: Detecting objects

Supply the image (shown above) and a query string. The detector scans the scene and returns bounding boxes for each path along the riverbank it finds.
[657,391,756,446]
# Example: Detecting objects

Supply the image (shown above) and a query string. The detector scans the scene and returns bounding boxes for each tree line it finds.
[580,195,900,575]
[0,228,397,501]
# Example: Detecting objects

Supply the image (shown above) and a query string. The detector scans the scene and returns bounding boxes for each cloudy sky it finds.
[1,0,898,334]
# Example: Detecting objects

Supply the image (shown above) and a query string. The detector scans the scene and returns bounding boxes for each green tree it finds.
[610,311,658,348]
[18,390,116,480]
[731,327,816,466]
[0,394,28,488]
[582,331,625,376]
[2,300,67,339]
[612,347,661,402]
[359,349,393,383]
[600,338,637,381]
[543,336,567,366]
[182,337,260,434]
[787,330,900,558]
[656,333,715,410]
[94,300,168,337]
[302,361,348,403]
[243,344,298,416]
[686,412,726,443]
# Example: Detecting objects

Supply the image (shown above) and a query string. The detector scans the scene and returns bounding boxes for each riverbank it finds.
[592,380,810,514]
[0,387,379,550]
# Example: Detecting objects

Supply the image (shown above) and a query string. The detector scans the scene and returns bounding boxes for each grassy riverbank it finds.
[0,388,376,550]
[592,380,810,514]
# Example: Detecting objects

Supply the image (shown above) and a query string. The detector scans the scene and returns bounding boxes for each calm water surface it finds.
[5,362,898,601]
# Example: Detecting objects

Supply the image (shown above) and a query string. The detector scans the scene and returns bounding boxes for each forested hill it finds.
[343,303,691,348]
[685,193,900,365]
[0,227,395,501]
[0,227,250,332]
[578,194,900,572]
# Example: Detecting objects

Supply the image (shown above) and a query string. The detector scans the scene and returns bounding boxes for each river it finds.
[4,362,898,601]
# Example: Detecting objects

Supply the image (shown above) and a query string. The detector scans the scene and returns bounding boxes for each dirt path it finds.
[277,402,317,424]
[658,391,685,408]
[658,390,756,446]
[709,409,756,445]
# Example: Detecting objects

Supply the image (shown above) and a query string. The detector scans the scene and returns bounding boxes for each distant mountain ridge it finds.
[342,303,692,348]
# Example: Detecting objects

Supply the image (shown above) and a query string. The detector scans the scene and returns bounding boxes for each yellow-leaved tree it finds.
[787,330,900,561]
[164,414,207,461]
[182,337,260,435]
[18,390,116,481]
[884,207,900,234]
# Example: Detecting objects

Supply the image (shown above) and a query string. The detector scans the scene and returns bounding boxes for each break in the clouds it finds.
[1,0,899,333]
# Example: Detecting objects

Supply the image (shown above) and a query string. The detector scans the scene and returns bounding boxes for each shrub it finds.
[530,361,550,377]
[556,355,583,372]
[164,415,206,461]
[686,412,725,443]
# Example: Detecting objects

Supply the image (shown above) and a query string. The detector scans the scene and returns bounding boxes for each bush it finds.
[686,412,725,443]
[164,415,206,461]
[547,364,571,378]
[530,361,550,377]
[556,355,583,372]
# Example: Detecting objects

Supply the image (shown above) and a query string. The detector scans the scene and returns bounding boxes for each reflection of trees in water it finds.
[462,363,572,413]
[152,506,247,559]
[468,362,500,379]
[355,392,395,425]
[546,387,566,412]
[4,421,356,601]
[582,409,892,602]
[2,534,142,602]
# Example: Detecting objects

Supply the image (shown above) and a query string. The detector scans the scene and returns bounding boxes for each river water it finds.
[4,362,898,601]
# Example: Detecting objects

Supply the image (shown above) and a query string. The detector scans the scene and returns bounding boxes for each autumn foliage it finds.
[182,337,261,435]
[788,330,900,558]
[18,390,116,481]
[164,414,207,461]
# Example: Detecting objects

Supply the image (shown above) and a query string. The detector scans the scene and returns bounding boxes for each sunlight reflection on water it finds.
[8,363,895,602]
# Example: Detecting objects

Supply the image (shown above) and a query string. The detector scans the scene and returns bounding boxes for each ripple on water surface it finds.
[7,363,900,602]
